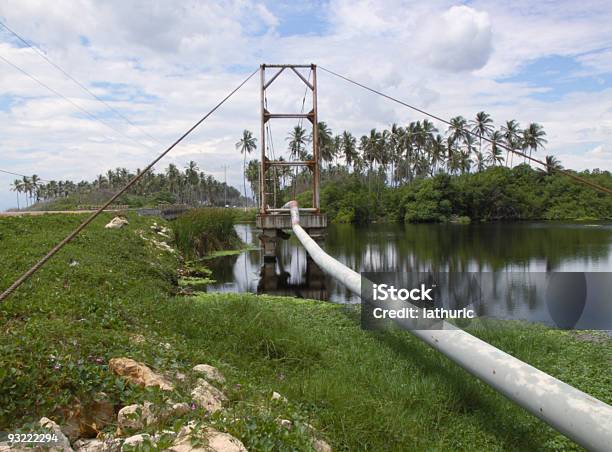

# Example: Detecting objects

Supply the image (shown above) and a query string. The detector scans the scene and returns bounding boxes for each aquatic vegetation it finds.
[172,208,242,258]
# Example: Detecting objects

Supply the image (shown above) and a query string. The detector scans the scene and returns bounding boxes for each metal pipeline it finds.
[286,200,612,451]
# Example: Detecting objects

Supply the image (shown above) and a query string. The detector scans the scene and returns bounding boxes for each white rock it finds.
[121,434,153,450]
[192,364,226,384]
[271,391,287,402]
[169,425,246,452]
[117,402,156,430]
[205,429,247,452]
[168,402,190,417]
[278,419,292,430]
[191,379,227,413]
[74,438,122,452]
[313,438,332,452]
[39,417,73,451]
[105,217,129,229]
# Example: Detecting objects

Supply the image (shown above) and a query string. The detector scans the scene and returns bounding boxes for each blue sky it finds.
[1,0,612,211]
[500,54,612,101]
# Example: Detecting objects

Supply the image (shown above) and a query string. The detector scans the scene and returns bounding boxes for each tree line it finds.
[10,162,244,209]
[237,111,562,207]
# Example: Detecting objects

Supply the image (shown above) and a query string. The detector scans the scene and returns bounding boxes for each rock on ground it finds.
[117,401,189,432]
[121,434,153,450]
[108,358,173,391]
[73,438,122,451]
[313,438,332,452]
[191,379,227,413]
[62,393,115,440]
[169,424,246,452]
[117,402,156,431]
[192,364,226,384]
[105,217,129,229]
[271,391,287,402]
[39,417,74,451]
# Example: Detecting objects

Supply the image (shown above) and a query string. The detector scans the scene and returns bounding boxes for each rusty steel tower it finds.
[256,64,327,259]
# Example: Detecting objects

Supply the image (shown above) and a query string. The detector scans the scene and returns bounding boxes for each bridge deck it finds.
[256,212,326,230]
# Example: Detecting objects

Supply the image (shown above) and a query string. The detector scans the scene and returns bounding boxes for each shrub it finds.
[172,208,242,258]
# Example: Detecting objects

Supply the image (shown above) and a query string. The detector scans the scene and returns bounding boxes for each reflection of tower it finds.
[257,254,328,301]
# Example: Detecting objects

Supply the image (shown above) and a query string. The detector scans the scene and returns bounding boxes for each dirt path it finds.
[0,209,122,217]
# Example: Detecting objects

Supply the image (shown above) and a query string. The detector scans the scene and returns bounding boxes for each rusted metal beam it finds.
[311,66,320,210]
[263,67,286,90]
[264,112,313,119]
[262,64,312,68]
[287,200,612,452]
[259,65,266,213]
[290,67,314,90]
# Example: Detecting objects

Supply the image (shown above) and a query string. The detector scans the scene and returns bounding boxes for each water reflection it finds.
[204,222,612,327]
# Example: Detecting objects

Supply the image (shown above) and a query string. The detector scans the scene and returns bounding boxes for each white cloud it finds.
[1,0,612,210]
[417,6,493,72]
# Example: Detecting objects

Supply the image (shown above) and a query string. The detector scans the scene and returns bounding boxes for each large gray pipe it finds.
[287,200,612,451]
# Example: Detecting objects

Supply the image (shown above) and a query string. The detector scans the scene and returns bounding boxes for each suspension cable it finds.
[319,66,612,196]
[0,168,52,182]
[0,68,258,302]
[0,53,154,150]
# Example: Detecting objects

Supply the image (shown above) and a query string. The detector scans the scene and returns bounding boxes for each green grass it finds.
[0,213,610,450]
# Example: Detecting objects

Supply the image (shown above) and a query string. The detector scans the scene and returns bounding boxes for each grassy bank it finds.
[0,213,610,450]
[172,208,242,258]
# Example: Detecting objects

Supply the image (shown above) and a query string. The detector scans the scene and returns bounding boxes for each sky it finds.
[1,0,612,211]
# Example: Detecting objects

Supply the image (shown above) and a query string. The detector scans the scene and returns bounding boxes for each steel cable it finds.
[0,68,258,302]
[319,66,612,196]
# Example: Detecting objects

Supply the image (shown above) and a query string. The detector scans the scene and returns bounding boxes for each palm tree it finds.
[475,151,486,172]
[429,134,446,175]
[11,179,23,210]
[462,134,476,173]
[522,123,548,164]
[316,122,335,167]
[245,159,260,207]
[540,155,563,175]
[287,126,309,160]
[31,174,40,203]
[185,161,199,205]
[470,111,494,156]
[21,176,32,206]
[486,130,505,166]
[236,130,257,208]
[340,131,357,171]
[501,120,521,167]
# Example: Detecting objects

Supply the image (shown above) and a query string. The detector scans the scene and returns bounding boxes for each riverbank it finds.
[0,213,609,450]
[290,165,612,224]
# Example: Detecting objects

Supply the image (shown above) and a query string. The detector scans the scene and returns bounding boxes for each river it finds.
[205,222,612,329]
